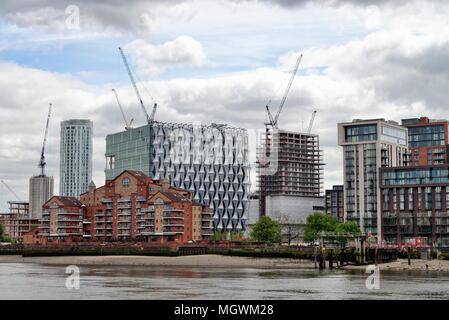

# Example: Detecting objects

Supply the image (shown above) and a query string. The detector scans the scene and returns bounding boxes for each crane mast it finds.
[307,110,317,134]
[112,88,133,130]
[265,53,303,130]
[118,47,157,124]
[38,103,52,176]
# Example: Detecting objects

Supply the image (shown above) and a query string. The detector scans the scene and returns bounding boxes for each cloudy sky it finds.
[0,0,448,210]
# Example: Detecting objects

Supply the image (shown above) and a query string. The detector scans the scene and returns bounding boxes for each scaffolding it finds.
[257,129,324,215]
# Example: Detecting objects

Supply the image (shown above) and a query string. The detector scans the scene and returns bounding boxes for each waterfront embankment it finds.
[0,254,317,269]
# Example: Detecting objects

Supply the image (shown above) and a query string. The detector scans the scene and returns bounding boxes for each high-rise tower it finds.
[60,119,93,197]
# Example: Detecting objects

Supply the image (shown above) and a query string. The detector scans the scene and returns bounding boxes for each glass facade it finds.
[408,125,445,148]
[380,125,407,146]
[344,124,377,143]
[105,125,152,178]
[382,167,449,186]
[105,122,250,232]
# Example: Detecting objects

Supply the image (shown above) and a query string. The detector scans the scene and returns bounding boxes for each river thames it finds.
[1,262,448,299]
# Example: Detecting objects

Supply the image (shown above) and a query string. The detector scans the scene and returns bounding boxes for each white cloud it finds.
[124,36,207,77]
[1,0,449,211]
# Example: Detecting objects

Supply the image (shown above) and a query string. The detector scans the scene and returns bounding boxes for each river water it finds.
[0,262,448,299]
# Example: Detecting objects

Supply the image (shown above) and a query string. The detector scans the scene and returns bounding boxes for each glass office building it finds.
[105,122,250,232]
[338,119,408,241]
[60,119,93,197]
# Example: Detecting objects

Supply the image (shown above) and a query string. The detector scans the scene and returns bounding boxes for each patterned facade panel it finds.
[105,122,250,232]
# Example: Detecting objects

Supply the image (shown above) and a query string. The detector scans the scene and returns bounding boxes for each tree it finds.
[335,221,361,247]
[213,230,223,241]
[277,213,302,246]
[250,216,281,244]
[0,223,3,242]
[303,212,336,243]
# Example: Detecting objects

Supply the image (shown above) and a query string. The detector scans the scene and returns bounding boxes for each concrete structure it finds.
[60,119,93,197]
[29,175,54,219]
[265,195,324,224]
[245,193,260,237]
[401,117,449,166]
[325,185,344,223]
[380,165,449,247]
[0,201,39,242]
[257,129,324,223]
[104,122,250,232]
[338,119,408,240]
[77,170,213,243]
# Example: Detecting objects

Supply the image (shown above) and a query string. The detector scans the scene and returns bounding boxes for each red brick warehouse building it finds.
[36,170,213,244]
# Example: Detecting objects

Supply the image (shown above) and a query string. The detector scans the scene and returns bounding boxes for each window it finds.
[122,178,130,187]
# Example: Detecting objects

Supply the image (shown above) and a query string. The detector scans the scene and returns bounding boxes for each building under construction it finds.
[257,128,324,220]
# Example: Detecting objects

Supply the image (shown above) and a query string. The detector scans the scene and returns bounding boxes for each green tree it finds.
[213,230,223,241]
[0,223,4,242]
[335,221,361,247]
[303,212,336,243]
[250,216,281,243]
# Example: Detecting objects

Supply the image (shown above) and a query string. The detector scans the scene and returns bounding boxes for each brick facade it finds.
[35,170,213,245]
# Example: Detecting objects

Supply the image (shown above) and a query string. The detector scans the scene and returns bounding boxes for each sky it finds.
[0,0,448,211]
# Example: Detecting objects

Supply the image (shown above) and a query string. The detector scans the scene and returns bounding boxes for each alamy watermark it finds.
[65,265,80,290]
[65,5,80,30]
[365,264,380,290]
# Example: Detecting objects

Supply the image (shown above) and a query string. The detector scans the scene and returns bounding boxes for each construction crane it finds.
[112,88,134,130]
[265,53,303,131]
[1,180,21,202]
[38,103,52,176]
[307,110,317,134]
[118,47,157,124]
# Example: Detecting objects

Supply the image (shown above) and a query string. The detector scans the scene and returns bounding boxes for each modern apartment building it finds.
[338,119,408,240]
[36,170,213,244]
[60,119,93,197]
[257,129,324,222]
[380,165,449,247]
[29,175,54,219]
[401,117,449,166]
[104,122,250,232]
[325,185,344,223]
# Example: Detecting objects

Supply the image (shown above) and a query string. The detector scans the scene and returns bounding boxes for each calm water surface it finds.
[1,262,448,299]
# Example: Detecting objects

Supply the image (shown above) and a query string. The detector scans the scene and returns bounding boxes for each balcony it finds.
[137,224,154,228]
[163,214,184,219]
[163,227,183,233]
[163,221,184,227]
